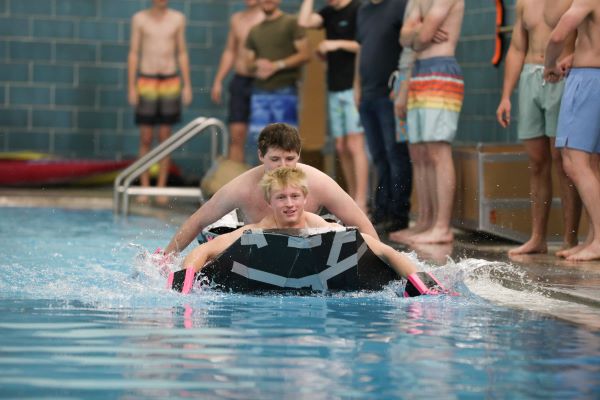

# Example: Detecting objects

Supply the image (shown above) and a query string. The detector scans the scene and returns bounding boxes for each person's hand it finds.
[182,84,193,106]
[543,65,562,84]
[395,96,408,119]
[153,248,175,277]
[211,81,222,104]
[432,28,449,44]
[255,58,277,79]
[128,86,138,106]
[316,40,337,56]
[557,53,574,78]
[353,88,361,109]
[315,49,327,62]
[496,98,511,128]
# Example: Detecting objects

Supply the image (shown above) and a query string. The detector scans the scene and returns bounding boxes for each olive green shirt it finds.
[246,13,306,91]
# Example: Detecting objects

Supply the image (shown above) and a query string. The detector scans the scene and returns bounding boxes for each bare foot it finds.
[136,195,150,205]
[388,225,428,244]
[555,242,581,258]
[557,235,591,258]
[566,241,600,261]
[156,196,169,206]
[409,227,454,244]
[508,239,547,256]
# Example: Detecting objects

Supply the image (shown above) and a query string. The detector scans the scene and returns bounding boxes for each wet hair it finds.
[260,167,308,202]
[257,123,302,157]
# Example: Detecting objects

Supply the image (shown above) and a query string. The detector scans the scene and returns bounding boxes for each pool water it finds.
[1,207,599,399]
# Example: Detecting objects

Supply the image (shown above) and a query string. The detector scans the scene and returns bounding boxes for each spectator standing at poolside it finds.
[543,0,592,260]
[396,0,464,244]
[244,0,310,165]
[128,0,192,205]
[388,0,427,244]
[297,0,370,213]
[211,1,264,164]
[354,0,413,233]
[495,0,581,256]
[544,0,600,261]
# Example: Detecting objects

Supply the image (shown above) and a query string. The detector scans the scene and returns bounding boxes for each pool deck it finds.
[2,187,599,330]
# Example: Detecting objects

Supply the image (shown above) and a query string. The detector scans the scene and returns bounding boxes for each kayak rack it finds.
[113,117,228,216]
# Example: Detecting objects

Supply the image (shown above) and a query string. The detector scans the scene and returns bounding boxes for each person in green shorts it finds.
[496,0,581,256]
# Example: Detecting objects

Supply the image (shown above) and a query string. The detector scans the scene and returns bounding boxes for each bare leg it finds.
[551,138,582,253]
[228,122,248,164]
[509,137,552,255]
[137,125,154,204]
[346,133,370,212]
[389,143,432,243]
[562,149,600,261]
[155,125,172,206]
[560,155,600,257]
[410,141,455,244]
[336,136,356,201]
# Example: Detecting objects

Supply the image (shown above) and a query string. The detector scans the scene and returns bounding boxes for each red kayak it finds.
[0,158,133,186]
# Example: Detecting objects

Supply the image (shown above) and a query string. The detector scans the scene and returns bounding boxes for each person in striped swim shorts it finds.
[128,0,192,205]
[397,0,464,245]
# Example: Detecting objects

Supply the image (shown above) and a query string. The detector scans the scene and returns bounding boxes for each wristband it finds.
[277,60,286,70]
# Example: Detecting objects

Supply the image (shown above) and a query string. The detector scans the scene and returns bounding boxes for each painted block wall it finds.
[0,0,516,180]
[457,0,518,144]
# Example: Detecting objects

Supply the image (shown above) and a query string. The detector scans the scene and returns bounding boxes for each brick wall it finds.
[0,0,516,179]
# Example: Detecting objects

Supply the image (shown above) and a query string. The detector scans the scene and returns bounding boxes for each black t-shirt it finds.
[318,0,360,92]
[356,0,406,100]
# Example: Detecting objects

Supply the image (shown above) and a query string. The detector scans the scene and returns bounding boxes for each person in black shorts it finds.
[210,1,264,164]
[128,0,192,205]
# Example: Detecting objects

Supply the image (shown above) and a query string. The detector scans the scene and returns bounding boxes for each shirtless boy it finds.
[544,0,600,261]
[163,123,377,255]
[128,0,192,204]
[211,1,264,163]
[396,0,464,244]
[180,167,442,296]
[496,0,580,256]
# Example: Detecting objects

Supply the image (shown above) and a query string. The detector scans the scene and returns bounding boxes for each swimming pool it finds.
[1,207,599,399]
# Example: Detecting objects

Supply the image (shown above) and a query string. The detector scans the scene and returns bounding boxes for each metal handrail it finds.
[113,117,229,215]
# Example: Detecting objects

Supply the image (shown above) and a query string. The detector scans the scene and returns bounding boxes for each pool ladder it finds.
[113,117,228,216]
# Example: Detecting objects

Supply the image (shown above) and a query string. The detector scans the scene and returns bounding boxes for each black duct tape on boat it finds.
[169,227,400,294]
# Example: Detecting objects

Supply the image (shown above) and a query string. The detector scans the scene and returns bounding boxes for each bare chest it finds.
[543,0,571,28]
[522,2,547,32]
[233,14,263,43]
[140,15,179,41]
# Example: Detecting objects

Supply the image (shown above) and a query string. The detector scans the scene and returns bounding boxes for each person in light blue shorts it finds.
[497,0,581,257]
[555,68,600,153]
[298,0,369,213]
[544,0,600,262]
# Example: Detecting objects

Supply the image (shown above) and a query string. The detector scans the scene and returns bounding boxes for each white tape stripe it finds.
[288,235,322,249]
[240,232,268,248]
